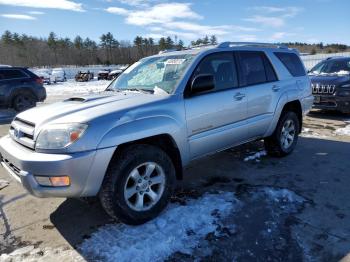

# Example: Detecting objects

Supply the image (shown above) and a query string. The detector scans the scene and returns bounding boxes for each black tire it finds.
[99,144,176,225]
[12,92,37,112]
[264,111,300,157]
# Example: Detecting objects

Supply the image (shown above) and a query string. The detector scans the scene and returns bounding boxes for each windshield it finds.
[106,54,196,94]
[310,59,350,75]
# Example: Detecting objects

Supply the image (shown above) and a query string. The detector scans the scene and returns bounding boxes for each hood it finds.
[17,91,166,129]
[310,74,350,86]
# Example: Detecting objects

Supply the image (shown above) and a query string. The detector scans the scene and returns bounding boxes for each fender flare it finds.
[97,115,189,163]
[264,92,289,137]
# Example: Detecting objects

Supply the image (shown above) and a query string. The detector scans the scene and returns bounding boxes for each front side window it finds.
[274,52,306,77]
[309,59,350,75]
[192,52,238,91]
[107,54,196,94]
[237,51,267,86]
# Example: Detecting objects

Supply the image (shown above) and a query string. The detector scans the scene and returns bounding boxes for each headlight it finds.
[36,123,88,150]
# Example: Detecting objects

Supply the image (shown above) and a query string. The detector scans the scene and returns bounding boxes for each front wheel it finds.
[99,144,175,225]
[264,111,300,157]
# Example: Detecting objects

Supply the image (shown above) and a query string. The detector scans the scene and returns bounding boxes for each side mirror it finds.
[191,74,215,94]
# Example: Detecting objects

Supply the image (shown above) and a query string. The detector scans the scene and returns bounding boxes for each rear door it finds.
[184,52,249,159]
[236,51,280,138]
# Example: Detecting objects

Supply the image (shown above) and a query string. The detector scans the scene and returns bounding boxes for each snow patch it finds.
[244,150,267,162]
[0,246,84,262]
[44,79,109,97]
[79,192,239,262]
[334,124,350,136]
[301,128,329,139]
[262,188,305,204]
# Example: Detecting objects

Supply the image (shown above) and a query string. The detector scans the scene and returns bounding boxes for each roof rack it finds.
[217,42,288,49]
[190,43,216,49]
[326,56,344,60]
[158,49,180,54]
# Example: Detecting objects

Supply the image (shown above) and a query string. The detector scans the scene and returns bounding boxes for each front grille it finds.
[9,117,35,149]
[312,84,336,94]
[1,155,22,177]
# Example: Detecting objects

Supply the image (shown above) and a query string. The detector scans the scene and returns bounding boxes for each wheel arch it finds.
[9,88,38,106]
[109,134,183,180]
[281,100,302,133]
[265,95,303,137]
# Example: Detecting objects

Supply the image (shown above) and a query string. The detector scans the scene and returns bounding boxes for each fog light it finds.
[50,176,70,187]
[35,176,51,186]
[35,176,70,187]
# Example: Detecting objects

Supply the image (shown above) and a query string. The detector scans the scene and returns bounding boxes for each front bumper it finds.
[0,135,115,198]
[313,95,350,112]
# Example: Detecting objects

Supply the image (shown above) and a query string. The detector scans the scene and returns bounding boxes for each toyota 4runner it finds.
[0,42,313,224]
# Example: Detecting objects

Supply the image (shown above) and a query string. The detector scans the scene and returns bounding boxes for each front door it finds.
[184,52,248,159]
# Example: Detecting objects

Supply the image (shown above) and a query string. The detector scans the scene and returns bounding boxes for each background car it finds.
[0,66,46,111]
[51,68,67,82]
[33,69,56,85]
[309,56,350,114]
[75,71,94,82]
[97,69,111,80]
[108,69,123,80]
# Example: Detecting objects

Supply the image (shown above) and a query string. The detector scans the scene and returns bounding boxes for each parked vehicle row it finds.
[0,42,313,224]
[98,68,124,80]
[32,68,66,85]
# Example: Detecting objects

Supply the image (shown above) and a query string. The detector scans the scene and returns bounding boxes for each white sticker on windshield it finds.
[165,59,186,65]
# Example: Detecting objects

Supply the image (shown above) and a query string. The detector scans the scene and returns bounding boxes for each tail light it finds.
[36,77,43,85]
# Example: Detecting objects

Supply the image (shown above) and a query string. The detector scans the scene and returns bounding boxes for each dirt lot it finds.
[0,103,350,261]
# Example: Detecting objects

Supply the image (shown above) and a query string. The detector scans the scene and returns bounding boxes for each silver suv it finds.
[0,42,313,224]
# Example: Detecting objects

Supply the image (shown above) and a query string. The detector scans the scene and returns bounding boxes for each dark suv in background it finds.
[0,66,46,112]
[309,57,350,114]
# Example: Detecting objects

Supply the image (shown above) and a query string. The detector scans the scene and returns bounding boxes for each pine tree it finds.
[210,35,217,45]
[203,35,209,45]
[158,37,167,50]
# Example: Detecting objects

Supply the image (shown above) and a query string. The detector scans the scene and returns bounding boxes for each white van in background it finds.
[51,68,67,82]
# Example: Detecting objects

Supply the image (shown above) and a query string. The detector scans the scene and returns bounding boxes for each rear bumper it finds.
[0,135,115,198]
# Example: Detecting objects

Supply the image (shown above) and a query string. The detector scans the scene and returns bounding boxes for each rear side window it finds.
[193,52,238,91]
[237,51,277,86]
[263,56,278,82]
[274,52,306,77]
[0,69,27,80]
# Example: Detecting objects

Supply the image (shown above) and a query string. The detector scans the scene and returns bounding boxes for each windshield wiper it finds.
[125,88,154,94]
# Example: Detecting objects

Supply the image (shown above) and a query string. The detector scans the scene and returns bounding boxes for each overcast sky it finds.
[0,0,349,44]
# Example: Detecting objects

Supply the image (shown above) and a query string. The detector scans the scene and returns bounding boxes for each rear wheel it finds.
[264,111,300,157]
[99,144,175,225]
[12,93,36,112]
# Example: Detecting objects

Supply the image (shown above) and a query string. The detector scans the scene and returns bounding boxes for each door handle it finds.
[234,92,245,101]
[272,85,280,92]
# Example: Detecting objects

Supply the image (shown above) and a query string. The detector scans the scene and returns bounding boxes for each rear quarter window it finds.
[0,69,28,80]
[274,52,306,77]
